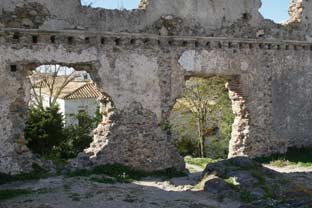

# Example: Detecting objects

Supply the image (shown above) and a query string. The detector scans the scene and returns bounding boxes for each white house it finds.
[31,75,106,126]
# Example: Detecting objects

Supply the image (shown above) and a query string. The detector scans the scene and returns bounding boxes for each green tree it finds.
[56,112,95,159]
[171,77,234,158]
[30,65,78,111]
[24,105,65,155]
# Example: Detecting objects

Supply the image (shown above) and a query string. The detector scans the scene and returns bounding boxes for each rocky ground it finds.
[0,158,311,208]
[201,157,312,208]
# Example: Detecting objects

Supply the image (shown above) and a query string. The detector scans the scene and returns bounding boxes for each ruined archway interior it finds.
[169,76,241,160]
[24,64,113,166]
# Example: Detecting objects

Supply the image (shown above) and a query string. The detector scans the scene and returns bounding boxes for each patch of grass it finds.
[67,164,186,183]
[0,164,48,185]
[255,147,312,168]
[268,159,290,167]
[224,177,238,190]
[0,189,32,200]
[0,187,54,201]
[184,156,217,168]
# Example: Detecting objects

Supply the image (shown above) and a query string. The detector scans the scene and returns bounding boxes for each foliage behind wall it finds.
[170,77,234,159]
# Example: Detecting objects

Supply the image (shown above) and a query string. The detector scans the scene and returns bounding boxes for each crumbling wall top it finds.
[0,0,261,34]
[0,0,312,40]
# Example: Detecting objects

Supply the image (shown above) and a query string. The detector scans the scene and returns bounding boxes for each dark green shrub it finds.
[67,164,186,183]
[205,138,229,159]
[25,106,96,161]
[24,105,65,155]
[0,163,47,185]
[173,137,199,157]
[54,112,94,159]
[0,189,32,200]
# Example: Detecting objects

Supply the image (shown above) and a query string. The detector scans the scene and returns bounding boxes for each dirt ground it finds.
[0,163,311,208]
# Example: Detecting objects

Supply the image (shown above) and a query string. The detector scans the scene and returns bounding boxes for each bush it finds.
[24,105,65,155]
[25,106,97,161]
[0,163,48,185]
[54,112,94,159]
[205,138,229,159]
[173,137,198,157]
[67,164,186,183]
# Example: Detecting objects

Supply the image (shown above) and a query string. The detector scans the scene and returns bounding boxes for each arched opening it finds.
[80,0,142,10]
[259,0,291,24]
[168,76,235,161]
[25,64,114,168]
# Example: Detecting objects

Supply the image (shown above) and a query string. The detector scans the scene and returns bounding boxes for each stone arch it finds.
[181,74,248,158]
[1,60,112,173]
[0,41,185,174]
[178,50,252,157]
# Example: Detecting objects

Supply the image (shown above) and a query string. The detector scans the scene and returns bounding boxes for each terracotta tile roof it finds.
[37,81,105,100]
[62,82,104,100]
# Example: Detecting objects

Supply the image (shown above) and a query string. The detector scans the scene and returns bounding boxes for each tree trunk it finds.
[197,117,205,158]
[199,135,205,158]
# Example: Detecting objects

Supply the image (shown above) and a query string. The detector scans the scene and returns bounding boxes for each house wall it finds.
[63,98,99,126]
[32,94,99,126]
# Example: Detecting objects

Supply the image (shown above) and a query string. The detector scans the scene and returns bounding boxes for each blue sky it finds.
[81,0,140,10]
[259,0,290,23]
[82,0,290,23]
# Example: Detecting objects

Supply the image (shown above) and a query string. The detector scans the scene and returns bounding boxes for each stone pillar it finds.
[227,77,250,158]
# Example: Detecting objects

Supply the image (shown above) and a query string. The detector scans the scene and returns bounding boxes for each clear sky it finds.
[259,0,290,23]
[81,0,141,10]
[82,0,290,23]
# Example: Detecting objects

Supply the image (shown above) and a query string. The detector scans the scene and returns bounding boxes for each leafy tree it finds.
[25,106,98,160]
[29,65,78,111]
[24,105,65,155]
[170,77,234,158]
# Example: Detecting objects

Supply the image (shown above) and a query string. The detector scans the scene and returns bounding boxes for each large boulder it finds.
[201,157,312,207]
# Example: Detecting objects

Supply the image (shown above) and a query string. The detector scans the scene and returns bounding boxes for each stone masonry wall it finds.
[1,0,312,174]
[70,102,185,172]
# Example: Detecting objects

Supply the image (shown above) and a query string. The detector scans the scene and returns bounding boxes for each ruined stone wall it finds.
[1,0,312,174]
[0,0,263,33]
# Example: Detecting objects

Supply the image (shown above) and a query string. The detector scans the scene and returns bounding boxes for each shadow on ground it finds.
[0,158,311,208]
